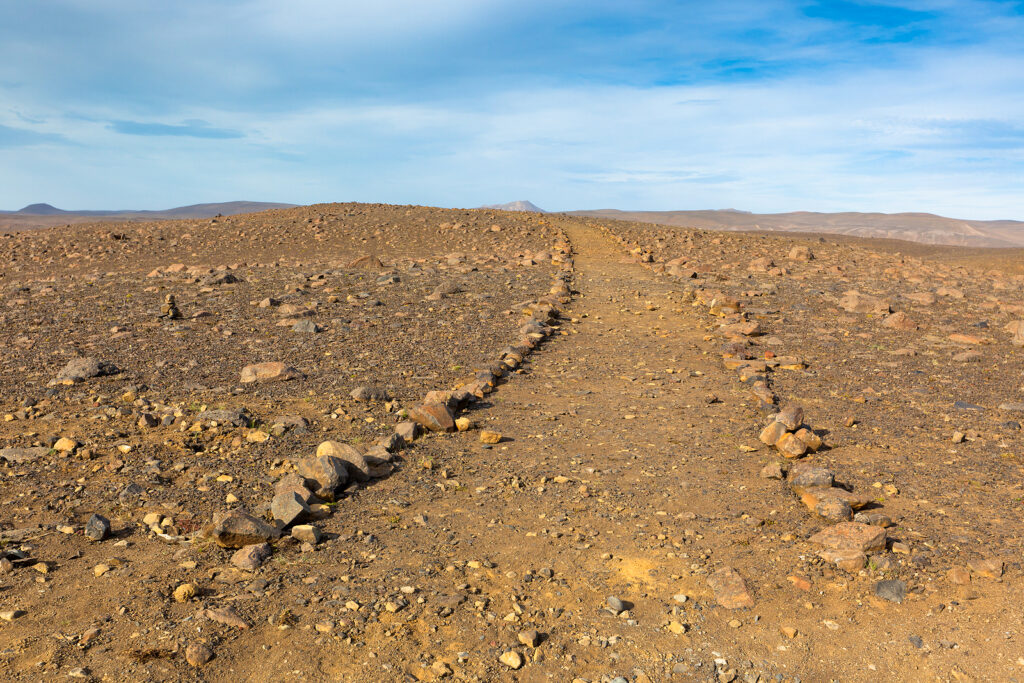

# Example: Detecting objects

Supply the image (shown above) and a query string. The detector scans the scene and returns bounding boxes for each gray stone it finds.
[271,491,311,528]
[788,462,834,490]
[606,596,627,614]
[291,319,321,334]
[0,447,49,464]
[84,514,110,541]
[873,580,906,605]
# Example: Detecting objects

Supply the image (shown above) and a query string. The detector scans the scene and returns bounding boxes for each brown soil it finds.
[0,205,1021,682]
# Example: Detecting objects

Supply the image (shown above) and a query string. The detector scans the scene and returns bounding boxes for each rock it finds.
[707,566,755,609]
[231,543,272,571]
[52,357,119,384]
[395,421,419,442]
[758,421,787,446]
[173,583,196,603]
[883,311,918,330]
[815,497,853,522]
[0,447,48,464]
[873,579,907,603]
[518,629,540,647]
[84,514,110,541]
[185,642,214,667]
[350,386,390,402]
[853,511,893,527]
[196,409,251,427]
[274,473,317,504]
[378,432,406,452]
[499,651,523,669]
[775,404,804,430]
[202,606,248,629]
[297,453,349,500]
[1011,320,1024,347]
[759,462,784,479]
[606,595,627,614]
[407,403,456,433]
[775,432,808,458]
[947,567,971,585]
[455,417,472,431]
[793,427,822,452]
[817,548,866,571]
[53,437,78,452]
[291,319,321,334]
[788,462,834,490]
[239,362,303,384]
[479,430,502,444]
[291,524,322,545]
[271,491,311,527]
[798,486,872,511]
[968,558,1003,579]
[316,441,372,481]
[809,522,887,553]
[209,510,280,548]
[840,291,890,315]
[788,246,813,261]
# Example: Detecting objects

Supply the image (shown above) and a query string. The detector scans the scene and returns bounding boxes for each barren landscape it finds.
[570,209,1024,249]
[1,203,1023,682]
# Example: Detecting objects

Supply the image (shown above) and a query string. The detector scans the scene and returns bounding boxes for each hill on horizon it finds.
[566,208,1024,248]
[4,200,296,218]
[0,200,298,231]
[480,200,546,213]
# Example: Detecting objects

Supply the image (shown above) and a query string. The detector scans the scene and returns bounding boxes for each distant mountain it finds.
[17,203,67,215]
[480,200,545,213]
[567,208,1024,248]
[4,200,296,219]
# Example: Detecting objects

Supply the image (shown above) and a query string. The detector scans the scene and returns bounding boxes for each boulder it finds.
[239,362,303,384]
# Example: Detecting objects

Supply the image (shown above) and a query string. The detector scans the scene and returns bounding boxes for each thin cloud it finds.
[107,119,243,139]
[0,123,65,148]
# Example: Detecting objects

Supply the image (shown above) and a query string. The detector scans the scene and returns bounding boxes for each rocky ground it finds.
[0,204,1022,682]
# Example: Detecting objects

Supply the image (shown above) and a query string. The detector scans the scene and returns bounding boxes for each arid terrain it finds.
[570,209,1024,249]
[0,202,296,233]
[1,203,1023,682]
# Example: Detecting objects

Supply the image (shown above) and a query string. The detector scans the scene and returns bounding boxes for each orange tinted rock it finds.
[239,362,303,383]
[407,403,456,433]
[776,432,808,458]
[809,522,886,553]
[707,566,755,609]
[759,421,788,446]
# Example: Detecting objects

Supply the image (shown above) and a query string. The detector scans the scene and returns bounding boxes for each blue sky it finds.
[2,0,1024,218]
